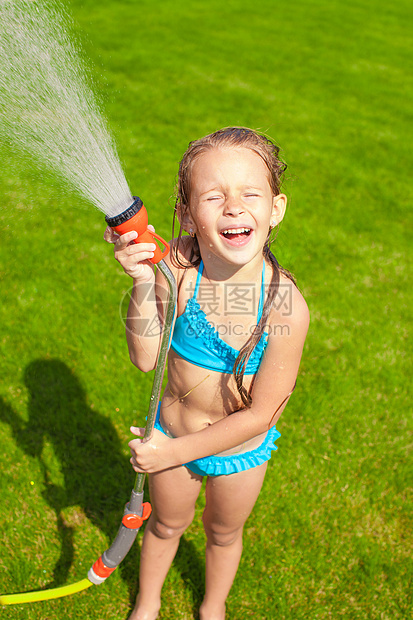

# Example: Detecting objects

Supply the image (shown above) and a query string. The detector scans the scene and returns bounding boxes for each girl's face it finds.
[185,147,286,268]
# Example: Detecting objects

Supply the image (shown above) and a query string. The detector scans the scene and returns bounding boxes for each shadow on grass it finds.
[174,536,205,618]
[0,358,205,613]
[0,359,134,585]
[123,533,205,618]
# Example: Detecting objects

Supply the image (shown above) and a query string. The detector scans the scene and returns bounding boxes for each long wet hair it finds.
[172,127,296,407]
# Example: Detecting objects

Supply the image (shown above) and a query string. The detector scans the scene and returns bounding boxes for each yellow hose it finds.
[0,578,93,605]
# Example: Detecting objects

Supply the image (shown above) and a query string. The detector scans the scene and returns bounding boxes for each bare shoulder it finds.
[171,235,199,265]
[156,236,199,297]
[160,236,195,265]
[269,272,310,337]
[157,237,191,275]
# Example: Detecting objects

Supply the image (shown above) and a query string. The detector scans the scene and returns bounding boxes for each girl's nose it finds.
[224,196,245,216]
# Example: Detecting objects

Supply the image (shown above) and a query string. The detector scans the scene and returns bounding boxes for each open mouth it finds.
[220,227,252,244]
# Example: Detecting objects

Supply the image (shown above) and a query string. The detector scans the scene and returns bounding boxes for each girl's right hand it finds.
[104,225,157,282]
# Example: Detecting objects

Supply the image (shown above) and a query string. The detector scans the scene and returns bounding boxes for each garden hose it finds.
[0,580,93,605]
[0,200,177,605]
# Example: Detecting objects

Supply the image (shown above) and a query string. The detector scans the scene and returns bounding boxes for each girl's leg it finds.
[129,465,203,620]
[200,462,268,620]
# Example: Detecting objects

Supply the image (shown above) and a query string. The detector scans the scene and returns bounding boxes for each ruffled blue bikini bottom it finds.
[154,404,281,477]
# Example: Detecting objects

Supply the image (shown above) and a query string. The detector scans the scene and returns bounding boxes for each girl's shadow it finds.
[0,358,205,613]
[0,359,137,589]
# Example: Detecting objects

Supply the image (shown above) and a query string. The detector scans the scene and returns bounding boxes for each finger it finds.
[130,457,142,472]
[130,426,146,437]
[103,226,119,244]
[114,230,138,250]
[129,440,142,453]
[121,242,156,257]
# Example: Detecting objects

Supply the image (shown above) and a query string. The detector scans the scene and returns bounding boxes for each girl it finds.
[104,127,309,620]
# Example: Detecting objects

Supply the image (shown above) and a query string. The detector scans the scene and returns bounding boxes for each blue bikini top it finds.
[170,261,269,375]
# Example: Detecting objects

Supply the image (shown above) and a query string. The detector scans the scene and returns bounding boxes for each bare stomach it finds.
[158,352,268,457]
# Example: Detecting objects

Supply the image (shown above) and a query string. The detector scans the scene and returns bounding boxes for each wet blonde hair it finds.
[172,127,295,408]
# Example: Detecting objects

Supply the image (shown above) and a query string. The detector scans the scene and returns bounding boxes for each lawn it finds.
[0,0,411,618]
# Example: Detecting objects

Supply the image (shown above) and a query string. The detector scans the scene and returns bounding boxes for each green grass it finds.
[0,0,411,618]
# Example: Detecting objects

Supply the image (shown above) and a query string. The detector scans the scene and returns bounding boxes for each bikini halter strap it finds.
[193,260,204,296]
[193,260,266,321]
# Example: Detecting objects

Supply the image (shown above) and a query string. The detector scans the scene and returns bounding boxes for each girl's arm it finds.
[104,226,173,372]
[130,284,310,471]
[124,270,161,372]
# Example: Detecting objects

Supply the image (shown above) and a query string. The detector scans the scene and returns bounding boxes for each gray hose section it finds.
[134,259,177,494]
[101,490,144,568]
[102,260,177,568]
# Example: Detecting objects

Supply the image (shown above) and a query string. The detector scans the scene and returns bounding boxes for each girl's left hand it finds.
[129,427,177,473]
